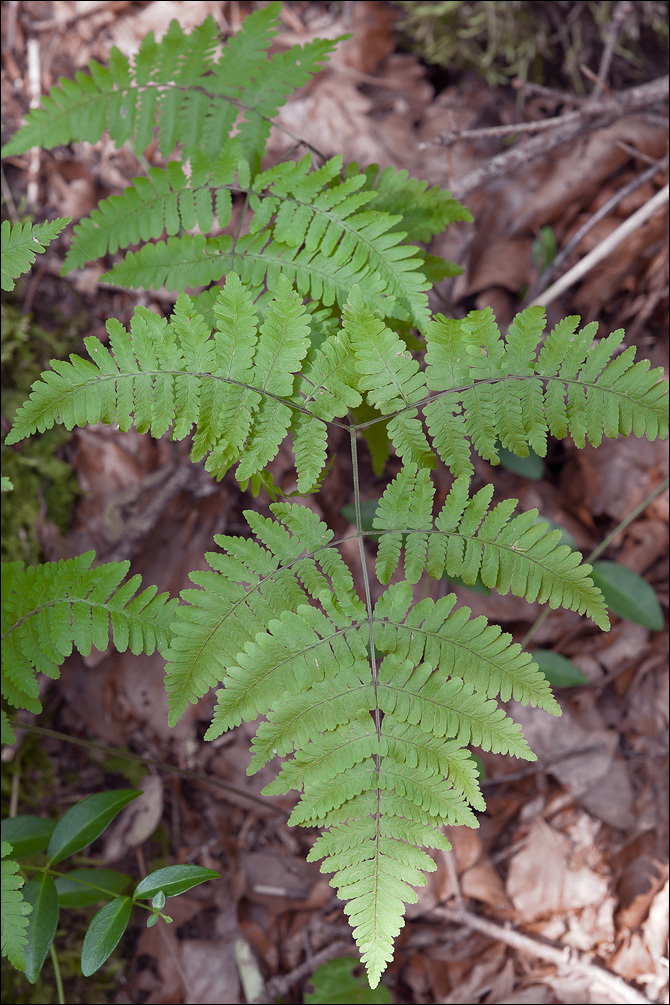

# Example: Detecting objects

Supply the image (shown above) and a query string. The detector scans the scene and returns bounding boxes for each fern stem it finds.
[350,427,381,743]
[49,943,65,1005]
[8,722,288,817]
[522,474,669,648]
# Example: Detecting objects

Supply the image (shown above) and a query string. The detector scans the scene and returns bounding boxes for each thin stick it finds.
[251,939,355,1004]
[525,157,668,303]
[448,75,668,199]
[26,38,41,210]
[432,906,654,1005]
[8,721,289,816]
[527,183,669,309]
[594,0,631,93]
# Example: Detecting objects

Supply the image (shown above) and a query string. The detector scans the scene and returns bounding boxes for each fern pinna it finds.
[7,273,668,984]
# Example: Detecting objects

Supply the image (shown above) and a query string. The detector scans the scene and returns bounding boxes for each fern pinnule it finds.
[1,217,71,292]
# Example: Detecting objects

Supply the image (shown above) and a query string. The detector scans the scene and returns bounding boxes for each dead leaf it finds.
[103,774,163,861]
[506,818,609,920]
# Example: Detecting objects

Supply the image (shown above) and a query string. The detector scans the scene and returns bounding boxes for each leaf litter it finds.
[1,1,667,1002]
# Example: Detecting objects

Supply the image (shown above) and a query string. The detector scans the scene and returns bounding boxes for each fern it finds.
[1,553,178,742]
[1,842,31,971]
[1,218,70,292]
[8,288,667,492]
[3,8,669,991]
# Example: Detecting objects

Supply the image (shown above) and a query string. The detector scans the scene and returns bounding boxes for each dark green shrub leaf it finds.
[497,445,544,480]
[590,561,664,631]
[54,869,131,907]
[444,572,491,595]
[531,649,589,687]
[47,791,140,865]
[341,499,380,534]
[134,865,220,900]
[305,956,392,1004]
[80,896,132,977]
[23,874,58,984]
[1,817,56,858]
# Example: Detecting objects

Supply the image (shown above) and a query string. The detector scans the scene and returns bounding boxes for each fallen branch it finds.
[431,906,655,1005]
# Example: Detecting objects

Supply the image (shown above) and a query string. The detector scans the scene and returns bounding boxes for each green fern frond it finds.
[165,497,561,980]
[363,163,474,243]
[1,217,71,291]
[1,6,337,171]
[1,553,177,716]
[64,152,437,332]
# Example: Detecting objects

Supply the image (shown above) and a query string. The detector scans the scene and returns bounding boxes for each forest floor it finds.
[1,2,668,1004]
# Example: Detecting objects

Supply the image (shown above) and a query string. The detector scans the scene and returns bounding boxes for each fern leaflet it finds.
[1,553,178,730]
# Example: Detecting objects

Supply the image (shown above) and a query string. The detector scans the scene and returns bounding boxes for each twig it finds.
[8,721,289,816]
[447,75,668,199]
[251,939,355,1004]
[26,37,41,210]
[527,183,669,309]
[431,906,654,1005]
[594,1,632,93]
[525,156,669,303]
[418,110,584,150]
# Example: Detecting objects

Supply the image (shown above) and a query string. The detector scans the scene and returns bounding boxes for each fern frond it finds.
[1,6,337,172]
[344,287,428,411]
[363,163,474,243]
[372,581,560,712]
[165,496,563,980]
[65,151,436,332]
[1,217,71,291]
[0,553,177,716]
[5,276,316,483]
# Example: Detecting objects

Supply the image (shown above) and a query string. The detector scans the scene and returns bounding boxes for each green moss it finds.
[1,298,83,563]
[394,1,668,91]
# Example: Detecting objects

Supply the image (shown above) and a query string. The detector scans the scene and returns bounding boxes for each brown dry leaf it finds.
[241,851,325,913]
[616,519,669,575]
[568,435,669,524]
[461,858,513,910]
[509,700,618,801]
[506,817,609,921]
[109,1,222,55]
[335,0,397,75]
[440,945,510,1004]
[102,773,163,861]
[490,986,555,1004]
